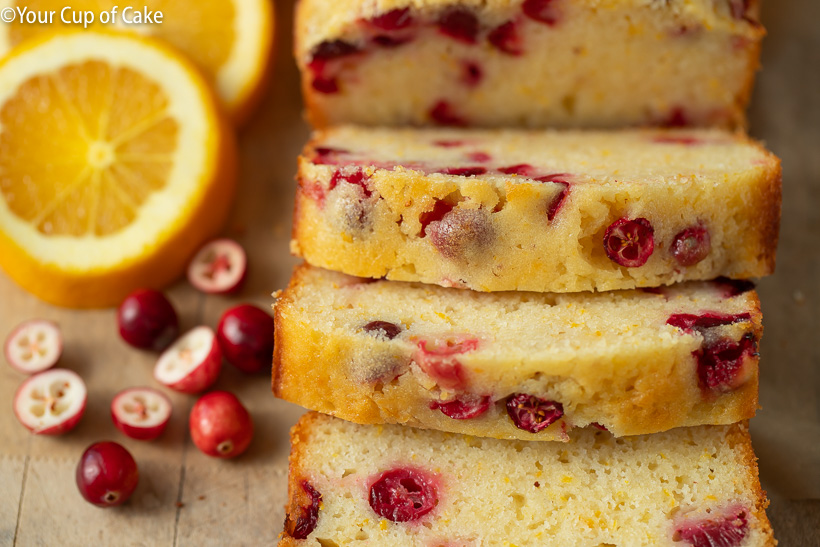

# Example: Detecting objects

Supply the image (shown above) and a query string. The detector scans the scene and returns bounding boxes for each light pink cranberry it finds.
[522,0,560,26]
[675,507,749,547]
[286,480,322,540]
[430,100,467,126]
[433,140,466,148]
[728,0,752,21]
[506,393,564,433]
[369,468,439,522]
[461,61,484,87]
[489,20,524,55]
[437,7,480,44]
[671,226,711,266]
[603,217,655,267]
[429,395,491,420]
[652,135,703,146]
[428,208,495,260]
[466,151,491,162]
[415,337,479,390]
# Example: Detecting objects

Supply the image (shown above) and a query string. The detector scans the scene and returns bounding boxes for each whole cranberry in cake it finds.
[603,217,655,268]
[675,507,748,547]
[369,468,439,522]
[430,395,491,419]
[437,7,479,44]
[697,335,757,393]
[506,393,564,433]
[428,208,495,260]
[671,226,712,266]
[286,480,322,540]
[363,321,403,340]
[489,21,523,56]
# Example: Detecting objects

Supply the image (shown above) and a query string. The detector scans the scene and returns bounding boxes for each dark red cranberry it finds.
[312,147,349,165]
[714,277,756,298]
[117,289,179,351]
[368,8,413,30]
[76,441,139,507]
[216,304,275,374]
[506,393,564,433]
[461,61,484,87]
[286,481,322,540]
[429,100,467,126]
[312,76,339,94]
[329,167,372,197]
[466,151,491,162]
[697,335,757,392]
[499,163,536,176]
[591,422,608,431]
[437,8,479,44]
[489,21,523,55]
[603,217,655,268]
[667,313,752,332]
[675,508,748,547]
[420,200,456,237]
[661,107,689,128]
[373,35,414,47]
[537,178,570,221]
[522,0,560,25]
[369,468,438,522]
[429,395,491,419]
[438,166,487,176]
[641,287,666,295]
[428,208,494,260]
[310,40,360,63]
[416,337,479,390]
[671,226,712,266]
[363,321,403,340]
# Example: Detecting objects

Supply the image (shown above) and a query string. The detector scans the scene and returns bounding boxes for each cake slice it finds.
[293,126,781,294]
[280,413,775,546]
[296,0,764,128]
[273,265,763,441]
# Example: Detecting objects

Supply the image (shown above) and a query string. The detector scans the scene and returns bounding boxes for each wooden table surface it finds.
[1,1,818,545]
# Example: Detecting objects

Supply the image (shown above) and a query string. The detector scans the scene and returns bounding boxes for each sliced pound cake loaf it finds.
[273,265,763,441]
[293,127,781,294]
[281,413,775,546]
[296,0,764,128]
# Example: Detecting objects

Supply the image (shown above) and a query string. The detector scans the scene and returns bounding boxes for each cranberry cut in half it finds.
[76,441,139,507]
[697,335,757,393]
[415,337,479,390]
[4,319,62,374]
[187,239,247,295]
[506,393,564,433]
[675,507,749,547]
[117,289,179,351]
[671,226,711,267]
[368,8,413,30]
[369,468,439,522]
[437,7,479,44]
[285,480,322,540]
[362,321,403,340]
[14,368,86,435]
[189,391,254,459]
[489,21,523,56]
[603,217,655,268]
[154,326,222,394]
[522,0,560,25]
[216,304,275,374]
[111,387,172,441]
[667,313,751,332]
[430,395,491,420]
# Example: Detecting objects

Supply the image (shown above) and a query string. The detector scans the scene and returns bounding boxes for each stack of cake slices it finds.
[274,1,782,545]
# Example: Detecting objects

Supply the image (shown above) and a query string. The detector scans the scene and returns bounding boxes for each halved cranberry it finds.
[671,226,712,266]
[363,321,403,340]
[603,217,655,268]
[438,166,487,176]
[506,393,564,433]
[536,176,571,221]
[415,337,479,390]
[369,468,438,522]
[499,163,536,176]
[428,208,494,260]
[312,147,349,166]
[667,313,752,332]
[286,480,322,540]
[714,277,755,298]
[420,200,456,237]
[697,335,757,392]
[329,167,372,197]
[461,61,484,87]
[312,77,339,94]
[368,8,413,30]
[430,100,467,126]
[430,395,491,419]
[489,21,523,55]
[675,507,748,547]
[437,8,479,44]
[522,0,560,25]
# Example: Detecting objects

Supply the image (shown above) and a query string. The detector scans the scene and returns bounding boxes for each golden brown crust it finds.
[729,421,778,546]
[279,412,322,546]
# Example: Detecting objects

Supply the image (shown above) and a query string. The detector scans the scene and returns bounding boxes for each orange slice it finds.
[0,31,237,308]
[0,0,275,124]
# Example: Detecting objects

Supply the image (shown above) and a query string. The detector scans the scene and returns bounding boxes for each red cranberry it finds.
[661,107,689,128]
[653,135,703,146]
[437,166,487,176]
[216,304,274,374]
[591,422,608,431]
[667,313,752,332]
[697,335,757,393]
[461,61,483,87]
[373,35,413,47]
[489,21,523,55]
[416,337,479,390]
[671,226,712,266]
[499,163,536,176]
[420,200,456,237]
[430,395,491,419]
[522,0,560,25]
[429,100,467,126]
[310,40,360,63]
[76,441,139,507]
[311,77,339,94]
[329,167,372,197]
[117,289,179,351]
[603,217,655,268]
[437,8,479,44]
[312,147,349,165]
[286,480,322,540]
[363,321,403,340]
[189,391,254,458]
[536,177,570,221]
[675,507,748,547]
[506,393,564,433]
[368,8,413,30]
[428,208,494,260]
[369,468,439,522]
[714,277,756,298]
[466,151,491,162]
[432,140,466,148]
